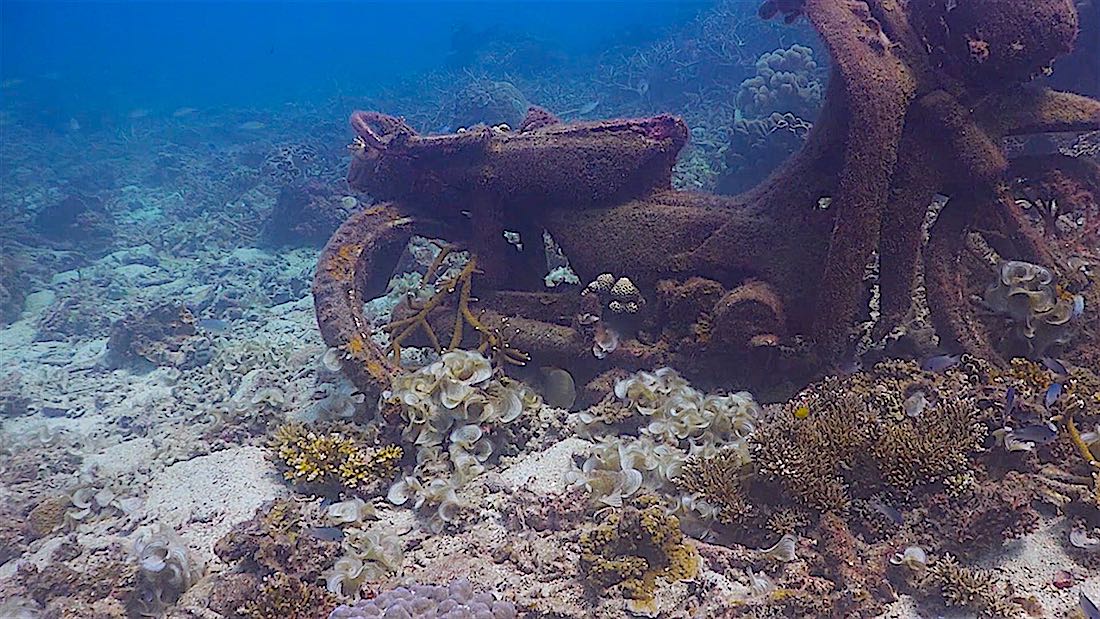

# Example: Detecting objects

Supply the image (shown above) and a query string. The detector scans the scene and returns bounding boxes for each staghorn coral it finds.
[871,402,987,495]
[271,421,401,493]
[675,447,753,525]
[909,554,1023,619]
[579,503,699,614]
[751,363,986,509]
[329,578,516,619]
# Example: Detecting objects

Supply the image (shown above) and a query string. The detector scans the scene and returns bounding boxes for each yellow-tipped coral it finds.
[579,503,699,613]
[271,422,401,492]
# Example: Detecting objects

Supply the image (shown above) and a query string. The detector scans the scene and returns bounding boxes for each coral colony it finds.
[3,0,1100,617]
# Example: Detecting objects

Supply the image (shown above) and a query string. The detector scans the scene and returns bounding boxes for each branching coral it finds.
[750,363,985,509]
[579,503,699,614]
[675,447,753,525]
[908,554,1023,619]
[271,422,401,493]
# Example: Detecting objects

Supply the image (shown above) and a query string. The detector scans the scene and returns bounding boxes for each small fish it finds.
[1011,423,1058,445]
[197,318,229,332]
[307,526,344,541]
[793,404,811,420]
[40,406,69,418]
[172,107,198,118]
[1041,357,1069,377]
[1081,590,1100,619]
[837,357,863,376]
[870,498,903,525]
[128,108,150,119]
[1002,386,1017,421]
[1072,294,1085,319]
[539,366,577,410]
[237,120,266,130]
[921,354,960,373]
[903,391,928,418]
[1045,382,1063,408]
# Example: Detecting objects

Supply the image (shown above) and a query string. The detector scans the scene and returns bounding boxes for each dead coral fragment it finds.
[579,504,698,613]
[271,422,401,491]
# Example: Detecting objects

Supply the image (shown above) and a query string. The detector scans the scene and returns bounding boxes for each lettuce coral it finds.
[983,260,1082,355]
[382,350,541,531]
[568,367,760,524]
[130,524,204,616]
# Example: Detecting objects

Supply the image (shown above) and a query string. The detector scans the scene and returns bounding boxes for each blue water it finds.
[2,1,705,114]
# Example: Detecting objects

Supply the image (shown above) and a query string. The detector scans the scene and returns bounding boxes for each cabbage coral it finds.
[568,367,759,523]
[131,524,204,616]
[983,260,1081,355]
[383,350,540,531]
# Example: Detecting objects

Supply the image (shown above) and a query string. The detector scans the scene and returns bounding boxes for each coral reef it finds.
[907,553,1024,618]
[578,502,699,614]
[104,302,205,369]
[982,260,1082,356]
[735,44,823,119]
[33,193,115,254]
[450,79,530,129]
[329,578,516,619]
[211,499,343,617]
[262,180,363,247]
[750,362,986,509]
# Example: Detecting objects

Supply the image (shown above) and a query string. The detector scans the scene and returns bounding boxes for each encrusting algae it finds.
[579,501,699,614]
[271,422,402,492]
